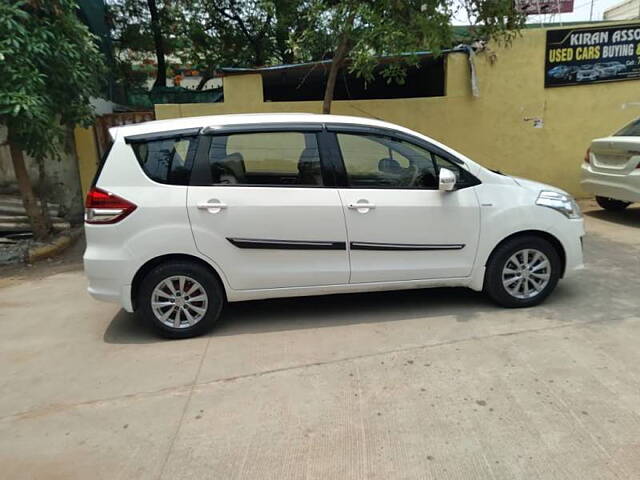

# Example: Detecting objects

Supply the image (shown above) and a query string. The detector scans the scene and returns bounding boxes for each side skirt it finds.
[225,276,473,302]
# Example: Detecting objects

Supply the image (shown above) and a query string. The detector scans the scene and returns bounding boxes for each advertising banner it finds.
[545,23,640,87]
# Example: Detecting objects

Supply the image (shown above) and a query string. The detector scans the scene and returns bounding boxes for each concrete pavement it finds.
[1,201,639,479]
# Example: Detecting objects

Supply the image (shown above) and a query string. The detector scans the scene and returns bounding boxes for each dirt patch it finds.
[0,233,85,288]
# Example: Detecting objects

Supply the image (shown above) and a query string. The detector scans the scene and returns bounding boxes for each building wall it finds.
[74,126,100,198]
[604,0,639,20]
[156,24,640,197]
[0,130,85,222]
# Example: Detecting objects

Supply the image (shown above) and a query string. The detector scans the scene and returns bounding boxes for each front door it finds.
[332,130,481,283]
[187,128,349,291]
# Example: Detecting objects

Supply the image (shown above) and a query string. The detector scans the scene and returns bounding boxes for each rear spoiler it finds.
[123,128,201,144]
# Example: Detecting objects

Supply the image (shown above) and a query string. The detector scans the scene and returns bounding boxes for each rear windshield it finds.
[614,118,640,136]
[131,136,198,185]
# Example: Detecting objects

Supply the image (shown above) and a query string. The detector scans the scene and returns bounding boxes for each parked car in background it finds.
[576,65,599,82]
[595,61,626,77]
[547,65,577,80]
[84,114,585,338]
[581,117,640,210]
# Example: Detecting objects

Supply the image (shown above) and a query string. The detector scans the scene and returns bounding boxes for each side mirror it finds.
[439,168,457,191]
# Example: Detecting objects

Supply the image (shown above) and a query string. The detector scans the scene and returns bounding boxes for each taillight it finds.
[85,187,137,224]
[584,147,591,164]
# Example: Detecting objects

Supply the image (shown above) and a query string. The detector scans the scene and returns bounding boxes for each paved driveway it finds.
[1,202,639,479]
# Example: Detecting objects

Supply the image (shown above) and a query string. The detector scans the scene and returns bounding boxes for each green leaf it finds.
[0,0,106,160]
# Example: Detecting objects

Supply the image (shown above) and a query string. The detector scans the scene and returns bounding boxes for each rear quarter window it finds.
[615,118,640,136]
[131,136,198,185]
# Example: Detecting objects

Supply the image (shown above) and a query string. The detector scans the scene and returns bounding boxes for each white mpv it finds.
[84,114,585,338]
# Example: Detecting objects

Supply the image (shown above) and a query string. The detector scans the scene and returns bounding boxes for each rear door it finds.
[328,126,481,283]
[187,125,349,291]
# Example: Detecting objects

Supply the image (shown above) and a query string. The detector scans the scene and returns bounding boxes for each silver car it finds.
[581,118,640,210]
[595,62,626,77]
[576,65,599,82]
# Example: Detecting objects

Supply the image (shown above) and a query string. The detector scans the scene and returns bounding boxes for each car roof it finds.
[110,113,411,140]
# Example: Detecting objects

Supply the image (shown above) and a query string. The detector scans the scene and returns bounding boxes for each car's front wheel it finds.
[484,236,561,308]
[595,196,631,211]
[137,261,224,338]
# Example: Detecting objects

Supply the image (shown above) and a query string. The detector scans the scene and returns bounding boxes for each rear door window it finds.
[207,131,323,186]
[131,136,198,185]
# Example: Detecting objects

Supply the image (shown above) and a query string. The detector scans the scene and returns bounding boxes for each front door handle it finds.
[197,200,227,213]
[347,200,376,213]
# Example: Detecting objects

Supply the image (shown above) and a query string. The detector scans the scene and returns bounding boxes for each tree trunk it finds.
[147,0,167,89]
[253,42,265,66]
[196,72,212,90]
[274,0,294,64]
[322,34,350,114]
[9,142,51,242]
[36,158,53,234]
[276,35,294,64]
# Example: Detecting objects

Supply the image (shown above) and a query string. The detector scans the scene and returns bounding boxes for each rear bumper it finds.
[84,250,135,312]
[580,164,640,203]
[86,281,134,312]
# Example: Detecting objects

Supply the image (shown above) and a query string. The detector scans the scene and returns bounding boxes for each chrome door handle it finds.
[197,200,227,213]
[347,201,375,212]
[347,202,375,209]
[197,202,227,209]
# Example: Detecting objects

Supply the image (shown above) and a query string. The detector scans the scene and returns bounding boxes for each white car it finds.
[576,66,599,82]
[581,117,640,210]
[595,62,626,77]
[84,113,584,338]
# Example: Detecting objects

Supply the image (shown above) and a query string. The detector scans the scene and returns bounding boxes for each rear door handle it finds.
[197,200,227,213]
[347,201,375,213]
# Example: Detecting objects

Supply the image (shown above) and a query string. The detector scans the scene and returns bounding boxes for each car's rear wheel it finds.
[484,236,561,308]
[595,196,631,211]
[137,261,224,338]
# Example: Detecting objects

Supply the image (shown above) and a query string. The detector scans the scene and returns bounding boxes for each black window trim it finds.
[190,125,336,188]
[325,123,481,190]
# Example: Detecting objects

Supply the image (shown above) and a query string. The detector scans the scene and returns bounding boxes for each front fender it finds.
[469,184,582,291]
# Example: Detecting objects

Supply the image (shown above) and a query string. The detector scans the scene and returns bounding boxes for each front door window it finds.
[336,132,475,189]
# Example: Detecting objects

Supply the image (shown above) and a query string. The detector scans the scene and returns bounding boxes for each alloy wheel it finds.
[501,248,551,300]
[150,275,209,328]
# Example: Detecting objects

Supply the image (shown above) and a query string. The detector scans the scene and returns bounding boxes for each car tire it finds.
[595,196,631,211]
[137,261,224,339]
[484,235,561,308]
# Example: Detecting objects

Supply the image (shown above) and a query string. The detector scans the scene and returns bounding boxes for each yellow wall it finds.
[156,24,640,197]
[73,126,99,197]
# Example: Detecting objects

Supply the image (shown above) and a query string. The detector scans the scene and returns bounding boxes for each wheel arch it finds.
[484,230,566,278]
[130,253,228,311]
